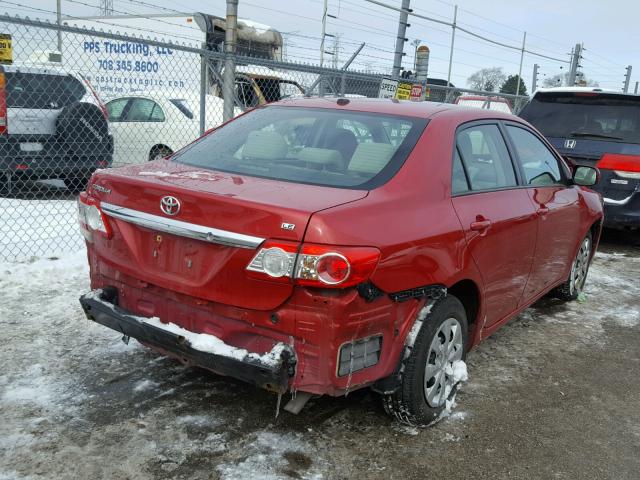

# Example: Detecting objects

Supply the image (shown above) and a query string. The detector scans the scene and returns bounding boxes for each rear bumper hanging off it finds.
[79,288,296,393]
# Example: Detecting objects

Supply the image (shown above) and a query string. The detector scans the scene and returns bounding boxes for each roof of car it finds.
[0,63,69,76]
[533,86,635,96]
[274,96,519,120]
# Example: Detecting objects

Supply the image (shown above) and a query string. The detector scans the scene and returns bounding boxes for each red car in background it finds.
[78,98,603,425]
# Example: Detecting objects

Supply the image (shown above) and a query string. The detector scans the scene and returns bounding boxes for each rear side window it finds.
[520,92,640,144]
[169,99,194,119]
[5,72,85,109]
[452,150,470,194]
[456,124,517,191]
[171,106,427,189]
[506,126,563,186]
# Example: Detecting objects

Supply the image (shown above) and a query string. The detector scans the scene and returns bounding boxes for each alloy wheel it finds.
[423,317,464,408]
[570,237,591,296]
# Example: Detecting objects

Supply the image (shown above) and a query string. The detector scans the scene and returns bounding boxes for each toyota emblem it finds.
[160,195,181,216]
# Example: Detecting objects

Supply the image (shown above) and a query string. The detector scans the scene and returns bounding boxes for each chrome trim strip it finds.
[603,195,633,206]
[100,202,264,249]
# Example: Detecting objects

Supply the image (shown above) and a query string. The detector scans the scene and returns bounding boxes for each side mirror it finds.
[573,165,600,187]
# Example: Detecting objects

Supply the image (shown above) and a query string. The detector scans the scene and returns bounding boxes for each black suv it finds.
[520,88,640,229]
[0,64,113,193]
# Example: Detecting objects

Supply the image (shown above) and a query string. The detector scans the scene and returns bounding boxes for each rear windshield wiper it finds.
[569,131,624,140]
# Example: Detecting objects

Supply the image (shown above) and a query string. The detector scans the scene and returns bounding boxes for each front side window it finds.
[171,106,427,189]
[506,126,563,186]
[456,124,517,191]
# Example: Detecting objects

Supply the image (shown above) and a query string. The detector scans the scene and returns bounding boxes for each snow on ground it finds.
[0,196,83,261]
[1,215,639,478]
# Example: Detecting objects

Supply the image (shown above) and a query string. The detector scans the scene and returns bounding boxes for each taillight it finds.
[597,153,640,179]
[77,192,112,242]
[0,72,7,135]
[247,241,380,288]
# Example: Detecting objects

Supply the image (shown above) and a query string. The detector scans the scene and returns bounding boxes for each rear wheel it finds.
[383,295,468,426]
[554,233,593,301]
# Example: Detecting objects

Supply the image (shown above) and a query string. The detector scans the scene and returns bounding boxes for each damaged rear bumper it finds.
[79,288,296,393]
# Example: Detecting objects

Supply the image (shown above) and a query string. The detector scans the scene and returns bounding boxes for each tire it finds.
[554,232,593,301]
[149,146,173,162]
[56,102,110,157]
[383,295,468,426]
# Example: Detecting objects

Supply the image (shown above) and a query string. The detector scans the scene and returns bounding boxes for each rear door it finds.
[451,122,538,327]
[5,69,84,137]
[503,123,581,302]
[107,97,166,165]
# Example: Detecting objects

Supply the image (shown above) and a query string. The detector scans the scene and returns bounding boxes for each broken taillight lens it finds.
[78,192,112,241]
[246,241,380,288]
[596,153,640,179]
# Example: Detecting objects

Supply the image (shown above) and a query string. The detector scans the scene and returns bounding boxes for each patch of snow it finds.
[216,431,324,480]
[133,379,159,393]
[0,197,84,261]
[141,317,288,367]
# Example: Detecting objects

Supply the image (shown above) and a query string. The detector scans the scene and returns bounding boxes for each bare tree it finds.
[543,71,599,88]
[467,67,506,92]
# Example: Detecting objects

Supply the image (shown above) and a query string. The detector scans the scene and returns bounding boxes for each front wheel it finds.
[554,232,593,301]
[383,295,468,426]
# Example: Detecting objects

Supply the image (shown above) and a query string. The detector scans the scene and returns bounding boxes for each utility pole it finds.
[392,0,411,77]
[635,81,639,95]
[516,31,526,97]
[56,0,62,53]
[446,5,457,87]
[223,0,238,122]
[623,65,632,93]
[568,43,582,86]
[331,34,341,69]
[320,0,327,66]
[532,63,539,92]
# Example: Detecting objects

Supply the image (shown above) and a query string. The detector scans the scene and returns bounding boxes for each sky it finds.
[3,0,639,93]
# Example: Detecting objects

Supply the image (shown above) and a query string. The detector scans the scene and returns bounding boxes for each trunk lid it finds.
[88,160,368,310]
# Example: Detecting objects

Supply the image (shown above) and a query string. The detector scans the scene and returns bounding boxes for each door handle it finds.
[470,219,492,231]
[537,206,550,216]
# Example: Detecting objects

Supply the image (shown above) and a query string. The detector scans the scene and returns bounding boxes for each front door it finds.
[451,123,538,327]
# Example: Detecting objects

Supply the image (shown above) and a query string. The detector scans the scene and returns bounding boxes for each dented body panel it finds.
[80,98,603,398]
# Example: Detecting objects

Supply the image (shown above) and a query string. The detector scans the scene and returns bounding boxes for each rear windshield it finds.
[4,72,85,109]
[171,106,427,189]
[520,92,640,144]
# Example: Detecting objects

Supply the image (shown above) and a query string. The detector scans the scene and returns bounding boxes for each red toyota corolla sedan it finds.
[78,98,603,425]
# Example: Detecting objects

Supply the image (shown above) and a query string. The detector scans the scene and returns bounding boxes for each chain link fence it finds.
[0,14,529,261]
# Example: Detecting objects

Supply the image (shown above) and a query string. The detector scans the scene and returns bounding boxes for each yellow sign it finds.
[0,34,12,65]
[394,81,413,100]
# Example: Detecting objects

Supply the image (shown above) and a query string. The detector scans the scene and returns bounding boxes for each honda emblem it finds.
[564,139,577,149]
[160,195,181,216]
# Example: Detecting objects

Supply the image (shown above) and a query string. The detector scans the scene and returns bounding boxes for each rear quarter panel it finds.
[304,113,483,295]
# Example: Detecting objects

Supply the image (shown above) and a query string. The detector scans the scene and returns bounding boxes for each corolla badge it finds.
[160,195,181,216]
[564,139,577,149]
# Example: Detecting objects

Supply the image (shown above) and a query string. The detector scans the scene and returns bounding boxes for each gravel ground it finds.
[1,230,639,480]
